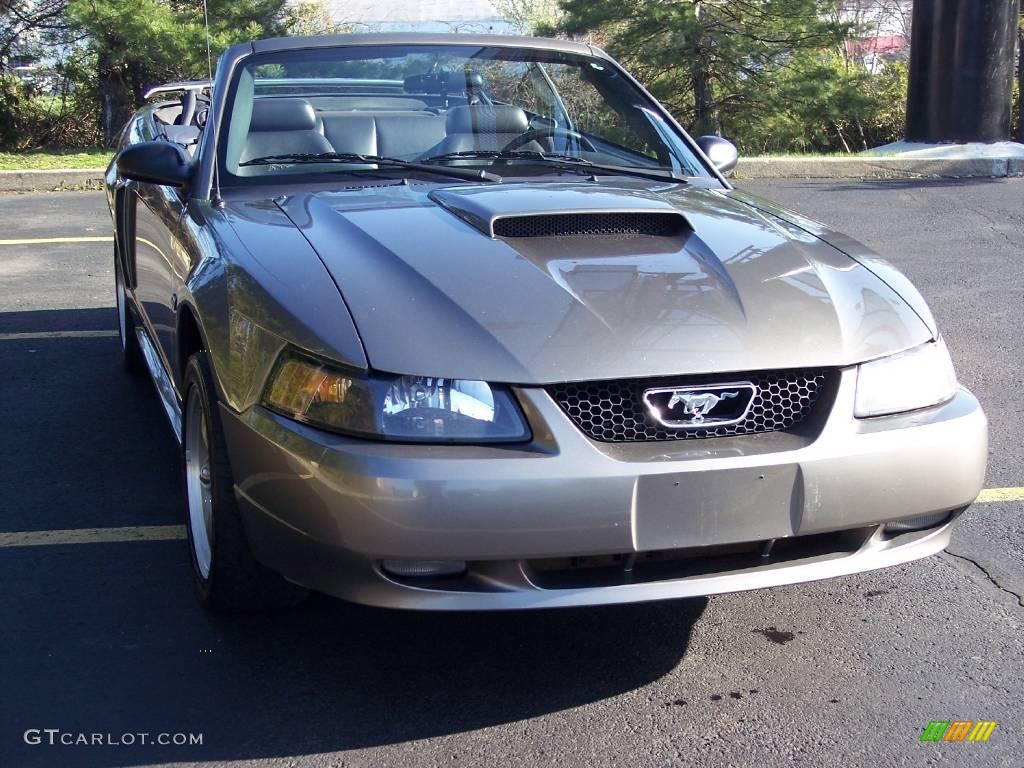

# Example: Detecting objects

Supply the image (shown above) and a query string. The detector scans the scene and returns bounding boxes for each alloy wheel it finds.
[185,387,215,579]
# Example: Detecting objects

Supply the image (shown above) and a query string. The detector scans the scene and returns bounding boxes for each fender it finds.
[177,200,368,414]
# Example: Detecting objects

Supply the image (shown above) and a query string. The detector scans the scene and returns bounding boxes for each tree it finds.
[491,0,563,34]
[285,0,336,36]
[1,0,69,68]
[67,0,288,144]
[549,0,875,152]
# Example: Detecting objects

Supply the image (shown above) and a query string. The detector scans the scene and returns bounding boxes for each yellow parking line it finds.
[976,487,1024,503]
[0,330,118,340]
[0,525,186,548]
[0,236,113,246]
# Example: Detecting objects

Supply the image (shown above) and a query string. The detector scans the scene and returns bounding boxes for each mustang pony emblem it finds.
[642,382,758,429]
[666,390,739,423]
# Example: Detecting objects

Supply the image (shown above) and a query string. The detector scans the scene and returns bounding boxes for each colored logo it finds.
[921,721,997,742]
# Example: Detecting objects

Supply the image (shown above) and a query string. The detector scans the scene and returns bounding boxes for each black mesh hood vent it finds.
[492,211,688,238]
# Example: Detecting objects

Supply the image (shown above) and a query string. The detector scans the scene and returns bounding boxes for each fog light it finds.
[884,512,951,533]
[381,559,467,578]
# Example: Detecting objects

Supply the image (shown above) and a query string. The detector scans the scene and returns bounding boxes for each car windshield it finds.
[220,44,710,183]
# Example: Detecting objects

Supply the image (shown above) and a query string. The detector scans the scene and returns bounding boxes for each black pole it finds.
[1017,20,1024,142]
[906,0,1020,143]
[905,0,938,141]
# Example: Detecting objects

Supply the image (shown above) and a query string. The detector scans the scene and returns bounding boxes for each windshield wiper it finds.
[239,152,501,182]
[422,150,588,163]
[420,149,687,183]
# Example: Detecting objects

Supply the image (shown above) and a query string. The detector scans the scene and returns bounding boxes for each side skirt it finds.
[135,326,183,444]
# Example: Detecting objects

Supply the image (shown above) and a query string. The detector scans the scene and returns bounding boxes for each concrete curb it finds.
[0,168,107,192]
[0,157,1022,190]
[734,156,1024,180]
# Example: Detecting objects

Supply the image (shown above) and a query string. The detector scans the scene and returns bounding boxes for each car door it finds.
[133,177,189,378]
[123,114,193,386]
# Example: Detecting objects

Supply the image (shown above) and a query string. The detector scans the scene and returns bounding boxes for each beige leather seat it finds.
[425,105,535,156]
[239,98,334,164]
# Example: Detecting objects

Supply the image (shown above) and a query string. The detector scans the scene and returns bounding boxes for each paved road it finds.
[0,181,1021,768]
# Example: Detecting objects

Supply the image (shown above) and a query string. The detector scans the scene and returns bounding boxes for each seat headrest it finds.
[404,71,484,94]
[250,98,318,132]
[445,105,529,135]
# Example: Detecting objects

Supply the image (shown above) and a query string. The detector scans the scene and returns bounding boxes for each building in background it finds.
[839,0,913,72]
[311,0,514,34]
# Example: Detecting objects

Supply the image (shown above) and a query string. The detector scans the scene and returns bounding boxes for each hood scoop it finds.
[491,211,687,238]
[429,183,690,239]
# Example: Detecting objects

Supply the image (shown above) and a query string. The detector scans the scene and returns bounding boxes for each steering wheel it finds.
[499,126,597,154]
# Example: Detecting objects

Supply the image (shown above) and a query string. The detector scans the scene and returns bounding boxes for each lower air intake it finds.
[883,512,951,533]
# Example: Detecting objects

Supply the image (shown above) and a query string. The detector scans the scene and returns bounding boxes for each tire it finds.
[182,350,306,613]
[115,252,146,376]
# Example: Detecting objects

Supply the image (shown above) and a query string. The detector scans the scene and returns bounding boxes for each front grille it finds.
[548,369,833,442]
[492,212,687,238]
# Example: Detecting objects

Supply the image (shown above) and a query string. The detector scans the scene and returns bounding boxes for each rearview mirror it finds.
[116,141,192,187]
[695,136,739,175]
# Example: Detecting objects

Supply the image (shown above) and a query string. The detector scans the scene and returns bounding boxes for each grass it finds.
[745,152,860,158]
[0,148,915,171]
[0,148,113,171]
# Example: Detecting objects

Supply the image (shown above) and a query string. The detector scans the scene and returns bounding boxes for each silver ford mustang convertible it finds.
[106,34,988,612]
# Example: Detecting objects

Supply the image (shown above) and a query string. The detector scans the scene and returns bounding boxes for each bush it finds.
[0,54,102,151]
[700,56,907,156]
[0,76,30,149]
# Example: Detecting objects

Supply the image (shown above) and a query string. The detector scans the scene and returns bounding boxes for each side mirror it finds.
[116,141,192,187]
[695,135,739,175]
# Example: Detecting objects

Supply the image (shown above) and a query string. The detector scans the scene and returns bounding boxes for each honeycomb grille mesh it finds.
[492,212,685,238]
[548,369,832,442]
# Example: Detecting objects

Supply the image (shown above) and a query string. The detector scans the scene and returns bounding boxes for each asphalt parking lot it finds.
[0,179,1021,768]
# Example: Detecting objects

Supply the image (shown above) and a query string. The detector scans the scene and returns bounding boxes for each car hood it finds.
[272,179,931,384]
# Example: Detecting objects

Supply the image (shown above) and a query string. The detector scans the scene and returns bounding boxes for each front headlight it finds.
[854,338,958,418]
[262,350,531,443]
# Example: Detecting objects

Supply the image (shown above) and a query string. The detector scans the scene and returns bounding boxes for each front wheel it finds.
[182,351,306,613]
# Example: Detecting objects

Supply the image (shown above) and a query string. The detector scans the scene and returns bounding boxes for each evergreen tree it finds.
[67,0,288,144]
[548,0,880,152]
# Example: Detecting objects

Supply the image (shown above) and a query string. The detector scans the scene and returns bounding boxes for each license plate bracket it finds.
[633,465,801,551]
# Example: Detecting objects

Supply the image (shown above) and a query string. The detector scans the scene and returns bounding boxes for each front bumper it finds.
[220,368,987,610]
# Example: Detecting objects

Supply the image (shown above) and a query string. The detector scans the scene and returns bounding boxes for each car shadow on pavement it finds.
[215,593,708,756]
[3,552,707,766]
[0,307,709,767]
